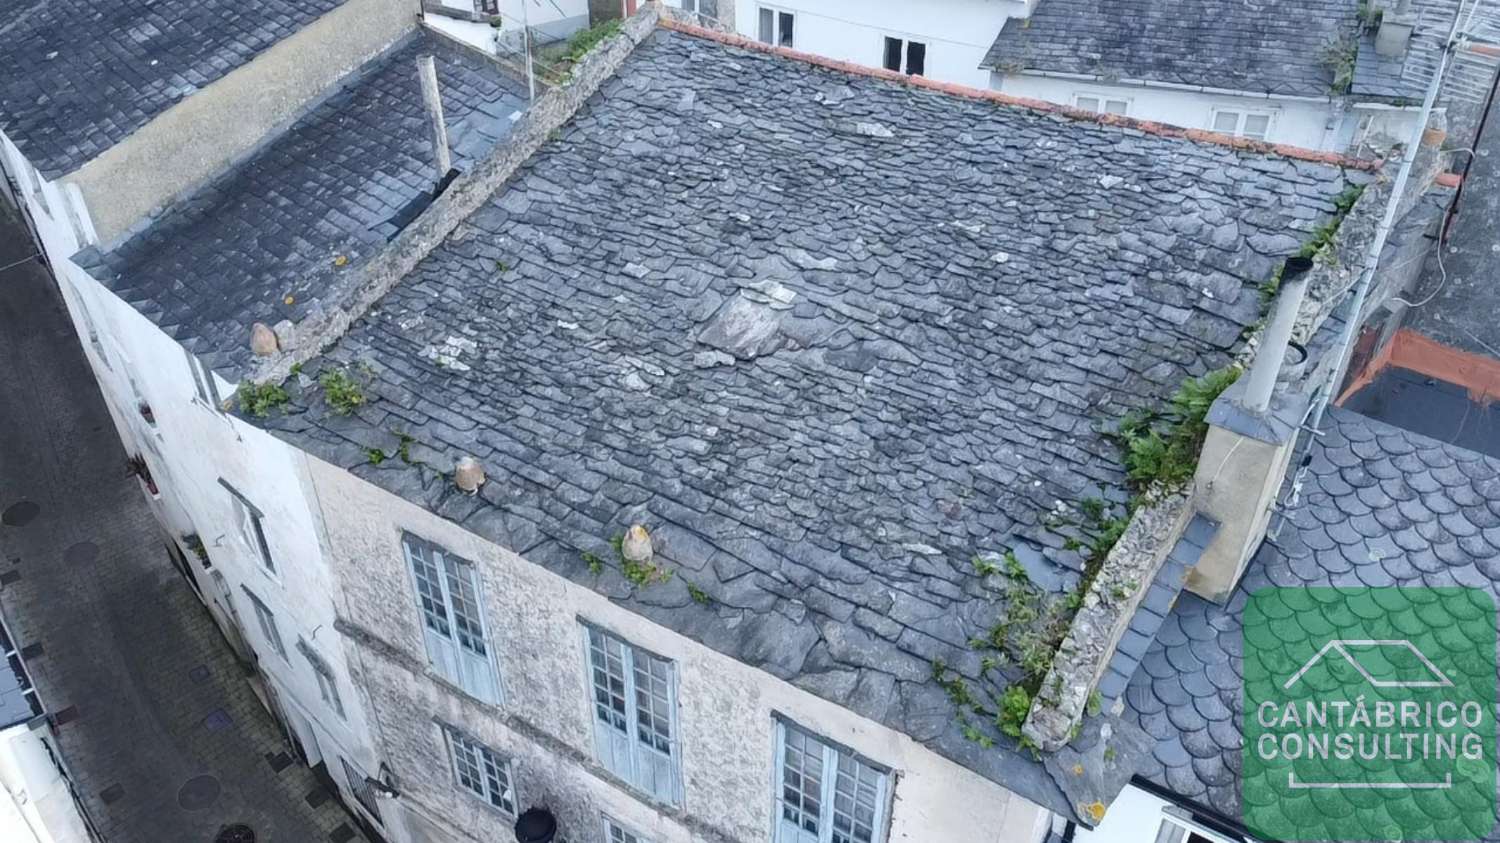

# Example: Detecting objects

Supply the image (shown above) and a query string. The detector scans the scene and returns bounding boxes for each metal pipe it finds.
[416,55,452,180]
[1306,5,1466,431]
[1242,257,1315,413]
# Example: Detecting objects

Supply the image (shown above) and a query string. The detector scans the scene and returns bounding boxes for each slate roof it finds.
[251,27,1366,808]
[982,0,1362,98]
[1123,407,1500,834]
[0,0,352,178]
[75,31,528,377]
[1352,0,1460,100]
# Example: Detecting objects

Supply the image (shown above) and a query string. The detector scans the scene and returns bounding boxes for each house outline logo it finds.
[1283,639,1455,692]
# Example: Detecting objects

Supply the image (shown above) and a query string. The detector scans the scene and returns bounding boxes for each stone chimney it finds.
[1184,257,1315,603]
[1376,0,1418,57]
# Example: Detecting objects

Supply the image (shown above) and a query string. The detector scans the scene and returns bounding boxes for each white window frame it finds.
[1209,107,1273,140]
[402,533,502,703]
[220,480,277,578]
[442,724,518,816]
[757,4,796,48]
[772,720,892,843]
[602,815,651,843]
[881,36,927,76]
[298,639,345,719]
[241,587,288,662]
[1074,93,1131,116]
[186,348,222,410]
[581,624,682,805]
[1154,809,1240,843]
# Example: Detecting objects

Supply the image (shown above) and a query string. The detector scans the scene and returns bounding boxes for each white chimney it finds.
[1376,0,1418,58]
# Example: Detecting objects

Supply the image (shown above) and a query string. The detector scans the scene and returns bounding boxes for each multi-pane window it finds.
[340,757,383,824]
[584,626,681,804]
[298,639,345,719]
[242,588,287,661]
[443,725,517,815]
[757,6,795,47]
[881,37,926,76]
[603,816,650,843]
[774,722,890,843]
[1210,108,1271,140]
[221,480,275,575]
[402,533,501,703]
[1075,94,1129,115]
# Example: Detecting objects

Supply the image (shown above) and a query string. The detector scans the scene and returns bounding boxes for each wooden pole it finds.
[416,55,451,179]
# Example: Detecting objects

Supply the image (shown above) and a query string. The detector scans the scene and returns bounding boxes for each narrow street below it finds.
[0,197,364,843]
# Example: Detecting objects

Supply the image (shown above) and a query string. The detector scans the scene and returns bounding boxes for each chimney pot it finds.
[1241,256,1315,414]
[621,524,653,564]
[249,322,279,356]
[454,456,485,493]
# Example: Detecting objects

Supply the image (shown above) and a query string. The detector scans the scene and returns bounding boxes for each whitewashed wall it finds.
[713,0,1023,88]
[994,72,1342,151]
[1073,784,1247,843]
[0,721,94,843]
[306,455,1053,843]
[2,128,389,839]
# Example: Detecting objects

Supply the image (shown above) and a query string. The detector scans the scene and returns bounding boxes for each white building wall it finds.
[719,0,1022,88]
[1073,784,1249,843]
[0,720,94,843]
[993,72,1341,150]
[305,455,1052,843]
[2,127,390,840]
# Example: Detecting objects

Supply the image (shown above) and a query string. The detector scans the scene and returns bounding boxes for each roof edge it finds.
[658,18,1380,172]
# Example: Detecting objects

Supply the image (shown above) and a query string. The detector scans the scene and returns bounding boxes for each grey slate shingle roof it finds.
[75,31,528,377]
[1124,407,1500,835]
[983,0,1363,98]
[252,28,1366,808]
[0,0,350,177]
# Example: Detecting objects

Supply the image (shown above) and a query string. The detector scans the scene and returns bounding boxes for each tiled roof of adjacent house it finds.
[75,31,528,376]
[251,27,1366,810]
[982,0,1363,98]
[0,0,351,177]
[1124,407,1500,834]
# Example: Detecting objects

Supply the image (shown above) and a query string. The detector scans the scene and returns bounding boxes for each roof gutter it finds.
[999,67,1338,105]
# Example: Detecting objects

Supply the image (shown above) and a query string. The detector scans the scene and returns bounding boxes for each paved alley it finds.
[0,198,366,842]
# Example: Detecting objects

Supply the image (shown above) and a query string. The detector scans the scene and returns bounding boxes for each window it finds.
[773,722,890,843]
[881,37,926,76]
[340,757,383,824]
[1210,108,1272,140]
[583,625,680,804]
[1075,94,1130,115]
[242,587,287,661]
[603,816,650,843]
[186,348,221,408]
[298,639,345,719]
[77,303,112,371]
[402,533,501,703]
[24,161,48,216]
[758,6,795,47]
[442,725,517,815]
[220,480,276,575]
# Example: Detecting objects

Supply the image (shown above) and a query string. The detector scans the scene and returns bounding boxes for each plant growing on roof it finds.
[236,380,289,417]
[1113,365,1242,496]
[319,368,366,415]
[1322,37,1358,94]
[1259,183,1364,303]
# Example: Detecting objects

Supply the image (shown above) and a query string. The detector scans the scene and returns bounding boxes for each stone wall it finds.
[244,4,665,385]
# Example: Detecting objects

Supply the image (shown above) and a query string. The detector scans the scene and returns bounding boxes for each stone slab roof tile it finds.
[983,0,1362,98]
[1124,408,1500,834]
[76,31,527,376]
[252,27,1363,811]
[0,0,351,177]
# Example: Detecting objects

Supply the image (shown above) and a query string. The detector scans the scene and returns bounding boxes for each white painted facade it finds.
[0,718,95,843]
[425,0,591,53]
[1074,784,1252,843]
[668,0,1026,89]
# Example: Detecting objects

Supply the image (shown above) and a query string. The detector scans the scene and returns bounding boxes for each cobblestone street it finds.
[0,198,365,843]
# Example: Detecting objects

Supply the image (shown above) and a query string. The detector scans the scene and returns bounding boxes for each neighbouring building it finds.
[983,0,1499,154]
[0,1,533,840]
[0,5,1474,843]
[0,611,97,843]
[423,0,592,58]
